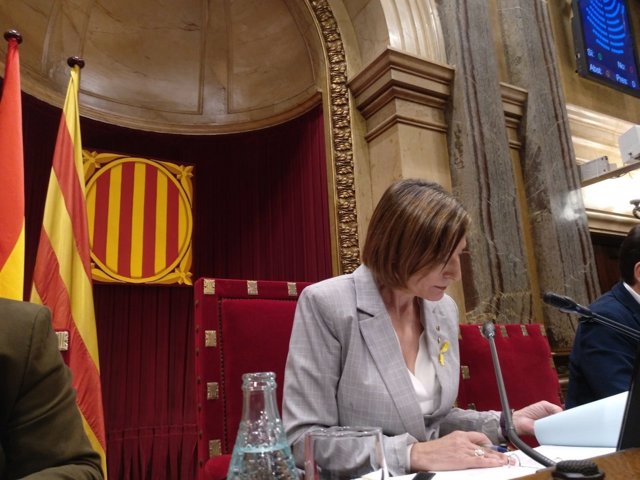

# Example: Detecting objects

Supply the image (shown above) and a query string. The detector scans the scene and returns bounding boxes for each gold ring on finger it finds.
[473,448,485,457]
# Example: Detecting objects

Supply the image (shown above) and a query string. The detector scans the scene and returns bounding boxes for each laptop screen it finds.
[617,344,640,450]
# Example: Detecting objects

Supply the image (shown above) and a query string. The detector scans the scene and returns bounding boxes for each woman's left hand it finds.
[513,400,563,436]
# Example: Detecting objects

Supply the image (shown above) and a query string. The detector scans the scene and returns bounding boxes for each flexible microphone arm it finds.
[481,321,556,468]
[542,292,640,342]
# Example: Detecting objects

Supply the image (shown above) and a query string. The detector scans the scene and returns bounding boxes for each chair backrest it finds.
[457,323,562,413]
[193,277,311,479]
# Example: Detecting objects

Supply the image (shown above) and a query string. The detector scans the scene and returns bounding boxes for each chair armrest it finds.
[204,454,231,480]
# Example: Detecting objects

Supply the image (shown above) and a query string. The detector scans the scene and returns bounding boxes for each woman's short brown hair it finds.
[361,179,470,289]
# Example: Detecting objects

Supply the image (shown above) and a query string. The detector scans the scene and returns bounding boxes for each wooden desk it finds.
[518,448,640,479]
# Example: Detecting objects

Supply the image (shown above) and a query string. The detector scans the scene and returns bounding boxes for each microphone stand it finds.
[482,321,556,468]
[577,310,640,342]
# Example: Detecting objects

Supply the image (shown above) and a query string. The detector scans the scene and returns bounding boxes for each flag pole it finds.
[67,55,85,69]
[0,29,24,301]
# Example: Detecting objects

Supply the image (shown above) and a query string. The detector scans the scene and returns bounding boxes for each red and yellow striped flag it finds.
[30,58,107,476]
[0,31,24,300]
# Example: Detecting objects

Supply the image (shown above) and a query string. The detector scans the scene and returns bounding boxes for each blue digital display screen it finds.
[573,0,640,96]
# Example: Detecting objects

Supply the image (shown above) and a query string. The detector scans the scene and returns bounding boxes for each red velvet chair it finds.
[456,323,563,446]
[193,278,311,480]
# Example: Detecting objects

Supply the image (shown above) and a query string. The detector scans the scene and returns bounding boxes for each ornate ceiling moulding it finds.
[308,0,360,274]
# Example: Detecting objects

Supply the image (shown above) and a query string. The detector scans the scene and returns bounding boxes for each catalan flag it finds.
[0,31,24,300]
[30,58,107,477]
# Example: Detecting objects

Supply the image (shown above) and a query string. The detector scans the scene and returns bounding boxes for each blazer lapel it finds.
[422,299,459,416]
[353,266,428,441]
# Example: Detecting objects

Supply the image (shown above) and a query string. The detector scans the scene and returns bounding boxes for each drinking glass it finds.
[304,426,388,480]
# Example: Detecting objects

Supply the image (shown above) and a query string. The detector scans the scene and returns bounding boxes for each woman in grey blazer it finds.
[283,179,561,476]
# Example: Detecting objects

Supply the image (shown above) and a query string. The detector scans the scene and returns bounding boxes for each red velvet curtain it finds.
[21,90,332,479]
[93,285,196,479]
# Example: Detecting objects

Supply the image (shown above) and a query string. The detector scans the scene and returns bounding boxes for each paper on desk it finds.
[391,445,615,480]
[534,391,627,447]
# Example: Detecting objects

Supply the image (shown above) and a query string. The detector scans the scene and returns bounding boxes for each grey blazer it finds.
[283,265,501,476]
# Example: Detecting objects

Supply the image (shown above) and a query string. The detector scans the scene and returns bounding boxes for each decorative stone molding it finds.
[308,0,360,274]
[567,103,639,233]
[500,82,527,150]
[349,48,453,139]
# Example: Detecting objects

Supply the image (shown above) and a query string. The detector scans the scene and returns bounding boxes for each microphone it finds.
[543,292,640,342]
[481,321,556,468]
[541,292,592,316]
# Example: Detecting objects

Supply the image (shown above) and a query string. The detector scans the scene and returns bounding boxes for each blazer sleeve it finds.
[437,407,502,444]
[2,303,103,480]
[574,320,636,398]
[283,286,343,466]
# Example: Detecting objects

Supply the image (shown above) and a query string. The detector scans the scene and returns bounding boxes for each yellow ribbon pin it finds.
[439,340,450,366]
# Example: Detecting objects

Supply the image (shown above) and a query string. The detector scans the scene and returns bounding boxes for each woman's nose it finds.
[444,257,462,280]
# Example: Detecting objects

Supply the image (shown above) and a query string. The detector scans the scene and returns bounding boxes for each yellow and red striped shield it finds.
[84,152,193,285]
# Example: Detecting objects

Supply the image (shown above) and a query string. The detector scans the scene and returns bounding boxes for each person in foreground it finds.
[283,178,561,476]
[566,225,640,409]
[0,297,103,479]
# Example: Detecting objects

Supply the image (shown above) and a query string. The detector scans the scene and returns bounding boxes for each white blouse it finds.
[408,331,442,414]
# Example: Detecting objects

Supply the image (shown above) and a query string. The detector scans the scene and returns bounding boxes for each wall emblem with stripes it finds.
[84,151,193,285]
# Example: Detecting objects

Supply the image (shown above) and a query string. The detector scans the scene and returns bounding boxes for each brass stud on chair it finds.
[209,439,221,457]
[207,382,219,400]
[56,331,69,351]
[203,278,216,295]
[204,330,217,347]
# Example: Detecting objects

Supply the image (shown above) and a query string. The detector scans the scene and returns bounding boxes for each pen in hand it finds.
[484,444,509,453]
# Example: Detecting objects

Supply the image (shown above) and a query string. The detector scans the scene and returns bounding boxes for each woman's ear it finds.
[633,262,640,285]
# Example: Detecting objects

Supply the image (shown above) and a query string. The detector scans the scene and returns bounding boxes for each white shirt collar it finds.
[622,282,640,305]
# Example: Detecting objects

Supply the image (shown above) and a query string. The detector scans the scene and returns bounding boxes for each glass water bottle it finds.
[227,371,298,479]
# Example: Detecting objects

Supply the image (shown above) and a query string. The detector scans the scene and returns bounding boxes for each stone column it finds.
[496,0,600,349]
[436,0,537,325]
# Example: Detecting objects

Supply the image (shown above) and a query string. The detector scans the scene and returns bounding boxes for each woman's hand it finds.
[409,430,511,471]
[513,400,563,436]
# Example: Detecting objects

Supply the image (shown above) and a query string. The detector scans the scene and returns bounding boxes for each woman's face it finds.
[405,237,467,301]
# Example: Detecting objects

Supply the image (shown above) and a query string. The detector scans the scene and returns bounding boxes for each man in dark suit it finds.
[566,225,640,408]
[0,298,103,479]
